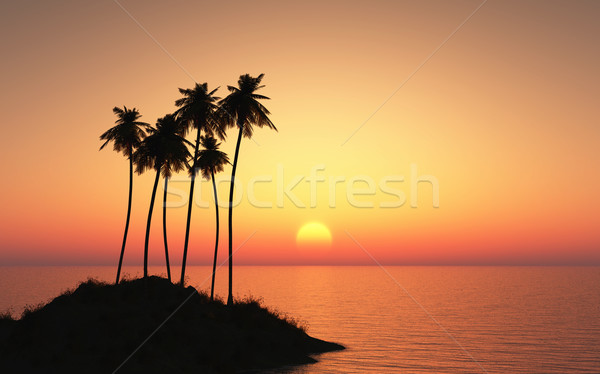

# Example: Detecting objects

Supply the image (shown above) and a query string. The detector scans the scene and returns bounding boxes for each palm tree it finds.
[219,74,276,305]
[197,136,230,300]
[99,106,149,284]
[134,114,190,278]
[175,83,224,285]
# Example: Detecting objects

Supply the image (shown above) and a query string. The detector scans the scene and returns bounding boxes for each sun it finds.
[296,222,332,250]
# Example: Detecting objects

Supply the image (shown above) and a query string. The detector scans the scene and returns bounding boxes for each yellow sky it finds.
[0,0,598,265]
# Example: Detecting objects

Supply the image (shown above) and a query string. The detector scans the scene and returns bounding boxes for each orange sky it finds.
[0,0,598,266]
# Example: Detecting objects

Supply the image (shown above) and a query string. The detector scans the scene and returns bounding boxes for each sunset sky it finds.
[1,0,598,266]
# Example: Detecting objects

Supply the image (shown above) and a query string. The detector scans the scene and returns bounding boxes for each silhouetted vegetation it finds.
[175,83,223,286]
[99,106,150,284]
[196,135,230,300]
[134,114,190,279]
[0,277,343,373]
[99,74,276,305]
[218,74,277,305]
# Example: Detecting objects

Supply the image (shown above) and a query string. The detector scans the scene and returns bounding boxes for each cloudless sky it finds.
[0,0,598,266]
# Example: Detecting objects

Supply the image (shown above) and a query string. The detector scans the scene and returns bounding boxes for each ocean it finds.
[1,266,599,373]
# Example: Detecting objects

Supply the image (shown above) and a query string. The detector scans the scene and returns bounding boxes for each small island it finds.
[0,277,344,373]
[0,74,345,373]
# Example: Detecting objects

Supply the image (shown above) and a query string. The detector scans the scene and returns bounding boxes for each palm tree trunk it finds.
[116,155,134,284]
[227,125,244,306]
[210,171,219,301]
[144,169,161,278]
[162,177,172,282]
[180,128,202,285]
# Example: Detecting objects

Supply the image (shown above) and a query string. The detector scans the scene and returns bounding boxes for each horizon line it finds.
[1,263,599,267]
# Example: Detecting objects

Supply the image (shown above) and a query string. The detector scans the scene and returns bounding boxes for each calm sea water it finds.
[1,266,599,373]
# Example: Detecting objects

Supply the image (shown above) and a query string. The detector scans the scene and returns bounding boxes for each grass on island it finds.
[0,276,344,373]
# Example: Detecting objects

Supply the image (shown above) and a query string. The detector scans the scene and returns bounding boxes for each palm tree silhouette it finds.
[99,106,150,284]
[134,114,190,278]
[196,136,230,300]
[175,83,223,285]
[219,74,276,305]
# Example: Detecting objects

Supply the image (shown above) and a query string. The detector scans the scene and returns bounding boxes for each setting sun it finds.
[296,222,332,250]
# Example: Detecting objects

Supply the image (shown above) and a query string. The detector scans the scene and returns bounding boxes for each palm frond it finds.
[251,94,270,100]
[218,74,276,139]
[196,135,230,180]
[133,114,192,178]
[174,82,222,135]
[100,106,149,157]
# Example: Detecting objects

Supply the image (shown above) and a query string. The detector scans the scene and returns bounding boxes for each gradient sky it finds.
[0,0,598,266]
